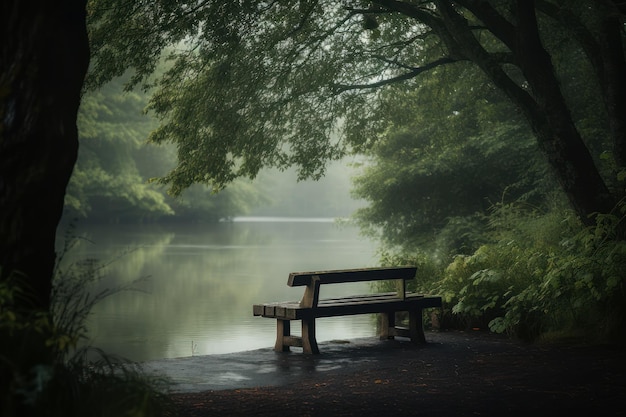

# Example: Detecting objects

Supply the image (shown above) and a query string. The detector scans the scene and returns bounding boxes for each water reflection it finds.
[57,220,378,362]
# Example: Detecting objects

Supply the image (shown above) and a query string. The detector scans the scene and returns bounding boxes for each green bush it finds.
[373,201,626,343]
[372,249,448,329]
[0,236,176,417]
[376,249,444,294]
[437,203,626,342]
[440,243,549,338]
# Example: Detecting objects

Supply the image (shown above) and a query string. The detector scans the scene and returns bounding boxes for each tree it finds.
[68,76,266,223]
[352,62,556,254]
[2,0,625,311]
[67,77,175,222]
[1,0,90,311]
[88,0,625,226]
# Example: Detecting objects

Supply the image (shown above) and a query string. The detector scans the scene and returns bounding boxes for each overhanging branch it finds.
[331,56,459,93]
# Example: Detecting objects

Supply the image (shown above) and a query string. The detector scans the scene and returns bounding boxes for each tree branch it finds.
[331,56,458,93]
[285,0,320,38]
[372,0,467,59]
[454,0,518,53]
[344,6,394,15]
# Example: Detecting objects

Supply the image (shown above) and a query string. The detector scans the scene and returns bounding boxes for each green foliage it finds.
[536,210,626,340]
[85,1,625,217]
[89,1,496,194]
[0,234,175,417]
[69,75,263,223]
[69,76,175,221]
[437,203,626,342]
[368,188,626,343]
[88,1,361,193]
[353,63,553,254]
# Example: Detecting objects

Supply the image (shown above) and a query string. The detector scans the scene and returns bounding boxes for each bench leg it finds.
[409,309,427,344]
[275,319,291,352]
[379,312,396,340]
[301,318,320,354]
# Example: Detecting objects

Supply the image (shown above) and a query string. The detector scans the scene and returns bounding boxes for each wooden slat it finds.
[283,336,303,347]
[253,304,264,316]
[288,266,417,286]
[254,295,442,319]
[320,292,399,302]
[254,293,425,316]
[296,296,442,320]
[318,295,425,308]
[318,292,425,305]
[315,295,435,310]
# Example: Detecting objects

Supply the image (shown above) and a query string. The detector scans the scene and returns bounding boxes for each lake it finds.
[56,218,379,362]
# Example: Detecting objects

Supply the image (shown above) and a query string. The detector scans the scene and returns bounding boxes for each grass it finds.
[1,229,177,417]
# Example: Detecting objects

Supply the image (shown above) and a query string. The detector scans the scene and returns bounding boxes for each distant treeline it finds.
[64,77,363,224]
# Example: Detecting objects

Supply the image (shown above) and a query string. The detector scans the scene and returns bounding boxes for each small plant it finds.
[437,201,626,342]
[1,228,176,417]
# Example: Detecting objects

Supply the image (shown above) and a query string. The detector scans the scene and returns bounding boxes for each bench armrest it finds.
[299,275,321,308]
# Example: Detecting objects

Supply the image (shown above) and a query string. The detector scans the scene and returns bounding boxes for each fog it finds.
[250,159,367,218]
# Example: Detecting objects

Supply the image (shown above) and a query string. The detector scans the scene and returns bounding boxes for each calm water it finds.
[56,218,379,362]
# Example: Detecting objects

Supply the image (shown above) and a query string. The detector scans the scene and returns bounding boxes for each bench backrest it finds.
[288,267,417,308]
[288,266,417,286]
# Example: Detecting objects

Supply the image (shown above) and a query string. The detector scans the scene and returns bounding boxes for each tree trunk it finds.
[595,6,626,170]
[513,1,617,222]
[0,0,89,311]
[439,0,619,223]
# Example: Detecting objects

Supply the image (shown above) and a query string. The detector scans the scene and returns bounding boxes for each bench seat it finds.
[253,267,442,354]
[253,292,442,320]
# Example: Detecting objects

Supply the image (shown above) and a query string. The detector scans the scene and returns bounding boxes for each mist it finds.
[249,159,367,219]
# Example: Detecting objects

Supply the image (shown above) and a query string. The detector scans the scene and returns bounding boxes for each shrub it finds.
[437,202,626,342]
[0,232,176,417]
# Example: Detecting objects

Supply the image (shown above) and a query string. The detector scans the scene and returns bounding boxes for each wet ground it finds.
[142,337,406,392]
[150,330,626,416]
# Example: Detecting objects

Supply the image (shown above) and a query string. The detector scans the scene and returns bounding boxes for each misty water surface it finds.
[57,218,379,362]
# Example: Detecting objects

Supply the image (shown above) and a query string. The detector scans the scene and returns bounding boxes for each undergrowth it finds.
[0,228,176,417]
[376,202,626,343]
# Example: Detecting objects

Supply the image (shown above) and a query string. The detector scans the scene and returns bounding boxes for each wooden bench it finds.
[252,266,442,354]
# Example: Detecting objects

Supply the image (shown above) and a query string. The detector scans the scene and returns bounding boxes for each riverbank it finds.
[145,330,626,416]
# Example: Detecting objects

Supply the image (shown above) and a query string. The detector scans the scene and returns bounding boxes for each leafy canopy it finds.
[88,1,460,194]
[352,62,554,253]
[70,76,266,222]
[88,1,625,224]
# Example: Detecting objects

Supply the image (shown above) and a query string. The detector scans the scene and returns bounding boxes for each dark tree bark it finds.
[434,0,621,224]
[594,3,626,168]
[536,0,626,175]
[511,1,617,220]
[0,0,90,311]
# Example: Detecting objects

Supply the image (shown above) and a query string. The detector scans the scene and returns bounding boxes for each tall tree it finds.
[2,0,625,310]
[1,0,89,310]
[352,62,556,253]
[88,0,625,226]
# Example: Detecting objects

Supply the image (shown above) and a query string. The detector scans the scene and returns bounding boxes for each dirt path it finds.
[170,330,626,416]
